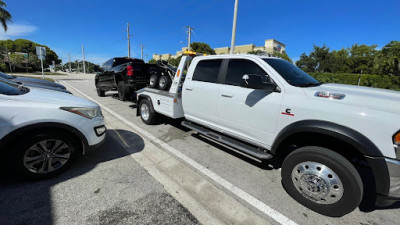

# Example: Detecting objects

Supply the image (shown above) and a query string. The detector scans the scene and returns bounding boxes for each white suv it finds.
[0,78,106,179]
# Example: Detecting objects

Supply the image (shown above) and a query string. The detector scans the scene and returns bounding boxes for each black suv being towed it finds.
[95,57,150,100]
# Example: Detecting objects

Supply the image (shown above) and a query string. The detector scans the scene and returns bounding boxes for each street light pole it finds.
[7,52,12,74]
[230,0,239,54]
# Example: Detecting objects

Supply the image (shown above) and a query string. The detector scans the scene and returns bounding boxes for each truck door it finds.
[182,59,223,127]
[217,59,283,147]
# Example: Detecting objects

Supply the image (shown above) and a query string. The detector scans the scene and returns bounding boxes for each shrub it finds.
[309,72,400,91]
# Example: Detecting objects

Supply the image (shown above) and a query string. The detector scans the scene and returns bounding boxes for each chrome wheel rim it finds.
[141,103,150,121]
[291,161,344,204]
[23,139,71,174]
[159,78,166,88]
[150,77,156,86]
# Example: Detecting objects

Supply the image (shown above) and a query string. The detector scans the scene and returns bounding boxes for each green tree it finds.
[273,52,293,63]
[349,44,377,74]
[374,41,400,76]
[167,56,182,67]
[9,53,25,71]
[326,48,351,73]
[28,54,40,70]
[0,1,12,31]
[296,53,317,72]
[0,39,61,71]
[190,42,216,55]
[310,45,331,72]
[148,59,157,64]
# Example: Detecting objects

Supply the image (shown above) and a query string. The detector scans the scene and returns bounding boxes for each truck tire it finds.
[281,146,363,217]
[149,75,159,88]
[139,99,158,125]
[95,82,105,97]
[117,81,132,101]
[158,75,171,91]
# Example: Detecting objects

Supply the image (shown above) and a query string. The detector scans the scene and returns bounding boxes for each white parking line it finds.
[61,81,298,225]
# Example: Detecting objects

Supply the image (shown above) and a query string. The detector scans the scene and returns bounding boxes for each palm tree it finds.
[0,1,12,31]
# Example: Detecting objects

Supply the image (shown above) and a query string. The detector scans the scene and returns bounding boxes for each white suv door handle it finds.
[221,94,233,98]
[185,88,193,91]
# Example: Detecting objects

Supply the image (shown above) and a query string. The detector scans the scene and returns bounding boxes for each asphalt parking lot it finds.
[2,73,400,225]
[0,129,199,225]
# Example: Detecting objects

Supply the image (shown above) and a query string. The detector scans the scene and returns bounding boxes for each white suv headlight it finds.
[61,107,102,119]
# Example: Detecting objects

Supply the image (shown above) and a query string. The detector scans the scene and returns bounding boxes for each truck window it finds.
[113,58,144,67]
[225,59,268,86]
[103,59,113,70]
[192,59,222,83]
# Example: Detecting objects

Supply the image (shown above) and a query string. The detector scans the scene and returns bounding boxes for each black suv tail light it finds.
[127,65,134,76]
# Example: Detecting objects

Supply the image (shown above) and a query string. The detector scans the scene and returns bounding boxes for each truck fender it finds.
[271,120,390,196]
[136,94,154,116]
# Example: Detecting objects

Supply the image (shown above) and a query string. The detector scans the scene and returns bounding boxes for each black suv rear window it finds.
[192,59,222,83]
[113,58,144,67]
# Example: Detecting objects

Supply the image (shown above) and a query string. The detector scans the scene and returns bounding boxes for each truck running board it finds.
[182,121,273,160]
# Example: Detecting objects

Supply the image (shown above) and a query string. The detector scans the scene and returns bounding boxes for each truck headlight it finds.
[61,107,102,119]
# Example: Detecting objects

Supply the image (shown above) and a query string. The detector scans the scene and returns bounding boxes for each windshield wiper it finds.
[297,82,322,87]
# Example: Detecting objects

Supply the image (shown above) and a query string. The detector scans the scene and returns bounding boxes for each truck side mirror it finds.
[241,74,278,92]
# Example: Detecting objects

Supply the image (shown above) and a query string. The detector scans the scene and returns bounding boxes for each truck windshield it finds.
[264,59,321,87]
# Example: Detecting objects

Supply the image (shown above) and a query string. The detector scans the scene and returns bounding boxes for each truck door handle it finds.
[185,88,193,91]
[221,94,233,98]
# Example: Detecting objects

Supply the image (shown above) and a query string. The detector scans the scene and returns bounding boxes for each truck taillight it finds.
[127,65,134,76]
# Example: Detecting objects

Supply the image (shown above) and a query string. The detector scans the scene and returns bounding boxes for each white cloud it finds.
[0,24,38,40]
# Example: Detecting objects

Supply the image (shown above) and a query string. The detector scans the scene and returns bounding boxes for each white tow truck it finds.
[136,51,400,217]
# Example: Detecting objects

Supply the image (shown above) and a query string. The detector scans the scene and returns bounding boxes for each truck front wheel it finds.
[281,146,363,217]
[139,99,158,125]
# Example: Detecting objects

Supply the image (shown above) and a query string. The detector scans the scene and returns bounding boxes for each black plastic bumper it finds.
[374,158,400,207]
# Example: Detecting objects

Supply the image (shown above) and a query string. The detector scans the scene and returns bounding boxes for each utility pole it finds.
[145,54,148,62]
[68,53,72,73]
[82,44,86,74]
[140,44,144,60]
[230,0,239,54]
[186,26,194,51]
[127,23,132,58]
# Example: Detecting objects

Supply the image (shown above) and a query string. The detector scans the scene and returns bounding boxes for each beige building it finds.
[153,39,286,60]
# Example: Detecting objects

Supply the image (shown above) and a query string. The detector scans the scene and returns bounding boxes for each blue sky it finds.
[1,0,399,64]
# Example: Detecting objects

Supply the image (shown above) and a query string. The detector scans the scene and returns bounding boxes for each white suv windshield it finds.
[264,58,321,87]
